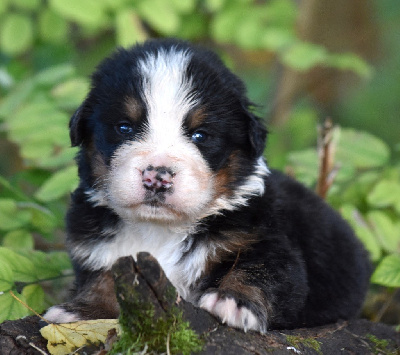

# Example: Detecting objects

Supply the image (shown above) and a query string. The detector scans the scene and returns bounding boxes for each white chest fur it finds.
[72,221,209,301]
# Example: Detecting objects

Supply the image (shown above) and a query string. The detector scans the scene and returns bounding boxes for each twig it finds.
[9,290,49,323]
[373,289,400,323]
[316,118,338,199]
[16,335,49,355]
[29,342,49,355]
[166,329,171,355]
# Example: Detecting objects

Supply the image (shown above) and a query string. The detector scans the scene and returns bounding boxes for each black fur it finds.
[44,39,371,331]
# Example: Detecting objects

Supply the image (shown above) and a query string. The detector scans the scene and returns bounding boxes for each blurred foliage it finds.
[0,0,398,323]
[279,120,400,292]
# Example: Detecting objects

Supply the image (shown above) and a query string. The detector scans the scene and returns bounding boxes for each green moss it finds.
[366,334,397,355]
[109,298,203,355]
[286,335,322,354]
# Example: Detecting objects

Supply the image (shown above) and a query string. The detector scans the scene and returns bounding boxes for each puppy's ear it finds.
[248,112,267,158]
[69,102,90,147]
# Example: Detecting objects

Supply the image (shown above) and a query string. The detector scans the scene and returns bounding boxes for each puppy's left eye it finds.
[191,131,208,143]
[116,123,134,135]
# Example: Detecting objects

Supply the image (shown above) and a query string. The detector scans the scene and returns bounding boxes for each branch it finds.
[316,118,339,199]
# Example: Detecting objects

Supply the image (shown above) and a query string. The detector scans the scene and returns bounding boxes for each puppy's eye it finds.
[116,123,134,135]
[191,131,208,143]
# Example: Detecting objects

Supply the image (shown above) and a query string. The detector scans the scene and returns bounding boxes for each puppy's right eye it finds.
[116,123,133,135]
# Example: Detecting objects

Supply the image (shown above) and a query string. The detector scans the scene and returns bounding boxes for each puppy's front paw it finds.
[43,305,81,324]
[199,291,267,333]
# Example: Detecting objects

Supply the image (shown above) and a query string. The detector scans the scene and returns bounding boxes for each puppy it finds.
[44,39,371,332]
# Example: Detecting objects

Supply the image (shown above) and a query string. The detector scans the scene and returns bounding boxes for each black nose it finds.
[142,165,174,193]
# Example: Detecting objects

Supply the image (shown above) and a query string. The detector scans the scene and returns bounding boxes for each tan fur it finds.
[124,97,143,122]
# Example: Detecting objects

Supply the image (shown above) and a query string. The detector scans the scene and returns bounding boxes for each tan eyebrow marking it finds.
[186,106,207,130]
[124,96,143,122]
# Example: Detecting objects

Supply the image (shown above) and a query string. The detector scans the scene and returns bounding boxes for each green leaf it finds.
[234,12,265,49]
[0,291,29,322]
[49,0,107,27]
[328,52,373,79]
[100,0,129,10]
[286,149,318,187]
[261,28,295,51]
[47,251,72,272]
[8,101,67,137]
[0,13,34,55]
[177,13,208,40]
[0,199,31,231]
[0,175,32,201]
[115,9,147,48]
[2,230,34,251]
[37,148,78,169]
[29,207,58,236]
[22,284,45,314]
[371,254,400,287]
[12,0,41,11]
[336,129,390,169]
[136,0,180,35]
[22,251,72,280]
[0,262,14,292]
[0,0,8,14]
[33,64,75,87]
[39,9,68,43]
[282,42,328,71]
[265,0,297,27]
[340,204,381,262]
[170,0,196,13]
[34,165,78,202]
[211,5,242,43]
[367,211,400,254]
[0,79,34,118]
[6,100,70,164]
[205,0,226,12]
[367,180,400,208]
[0,247,37,283]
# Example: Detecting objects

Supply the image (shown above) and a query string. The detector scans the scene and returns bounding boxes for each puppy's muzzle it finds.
[142,165,174,194]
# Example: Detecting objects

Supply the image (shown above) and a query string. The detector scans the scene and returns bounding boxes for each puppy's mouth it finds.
[143,190,167,205]
[141,194,176,212]
[143,199,166,208]
[139,197,185,220]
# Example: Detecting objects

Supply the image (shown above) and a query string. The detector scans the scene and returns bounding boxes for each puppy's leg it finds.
[199,242,308,332]
[199,269,270,333]
[43,271,119,323]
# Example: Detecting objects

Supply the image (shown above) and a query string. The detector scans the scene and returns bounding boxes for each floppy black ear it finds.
[69,102,91,147]
[248,112,267,158]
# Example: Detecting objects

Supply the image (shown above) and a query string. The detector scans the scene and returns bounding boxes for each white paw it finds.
[199,292,266,333]
[43,306,81,323]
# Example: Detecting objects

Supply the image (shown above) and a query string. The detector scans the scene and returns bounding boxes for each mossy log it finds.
[1,254,399,354]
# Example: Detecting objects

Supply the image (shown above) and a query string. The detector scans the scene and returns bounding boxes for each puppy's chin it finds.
[114,202,189,224]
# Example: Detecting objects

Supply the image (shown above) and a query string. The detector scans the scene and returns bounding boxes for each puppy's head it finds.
[71,39,268,224]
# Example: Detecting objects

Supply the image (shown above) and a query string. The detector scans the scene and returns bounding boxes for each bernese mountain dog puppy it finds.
[44,39,371,332]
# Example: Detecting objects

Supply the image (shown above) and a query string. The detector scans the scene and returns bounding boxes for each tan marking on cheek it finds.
[213,151,242,198]
[92,152,109,183]
[85,140,110,187]
[124,96,143,122]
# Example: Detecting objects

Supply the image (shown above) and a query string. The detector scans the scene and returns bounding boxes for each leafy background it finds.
[0,0,399,324]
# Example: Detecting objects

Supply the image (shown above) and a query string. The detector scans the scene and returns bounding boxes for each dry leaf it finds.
[40,319,121,355]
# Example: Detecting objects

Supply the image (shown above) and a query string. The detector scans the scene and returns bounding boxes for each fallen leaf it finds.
[40,319,121,355]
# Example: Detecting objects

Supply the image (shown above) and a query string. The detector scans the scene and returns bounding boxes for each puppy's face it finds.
[71,41,267,225]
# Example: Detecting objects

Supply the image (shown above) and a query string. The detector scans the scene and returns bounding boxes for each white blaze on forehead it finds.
[138,48,197,145]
